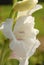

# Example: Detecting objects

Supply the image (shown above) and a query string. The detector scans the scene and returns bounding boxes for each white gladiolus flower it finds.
[9,16,40,65]
[0,2,42,65]
[12,15,40,54]
[14,16,35,40]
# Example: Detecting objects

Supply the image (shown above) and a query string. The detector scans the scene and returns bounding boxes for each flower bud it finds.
[14,0,38,11]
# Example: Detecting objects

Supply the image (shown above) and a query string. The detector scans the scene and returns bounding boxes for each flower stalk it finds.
[9,0,18,19]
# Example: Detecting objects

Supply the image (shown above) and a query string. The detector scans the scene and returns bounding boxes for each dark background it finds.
[0,0,44,5]
[39,0,44,2]
[0,0,13,5]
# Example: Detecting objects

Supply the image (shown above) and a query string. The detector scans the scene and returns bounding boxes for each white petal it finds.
[14,16,35,40]
[28,4,43,15]
[17,10,28,18]
[14,16,27,32]
[24,38,36,51]
[9,40,26,58]
[34,0,38,4]
[0,25,4,30]
[24,39,40,65]
[19,39,40,65]
[32,29,39,36]
[19,58,26,65]
[14,16,34,32]
[26,28,39,40]
[2,19,13,39]
[24,40,40,65]
[26,39,40,58]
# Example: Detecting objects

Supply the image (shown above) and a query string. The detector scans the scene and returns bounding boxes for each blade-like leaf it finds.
[0,39,11,65]
[4,59,19,65]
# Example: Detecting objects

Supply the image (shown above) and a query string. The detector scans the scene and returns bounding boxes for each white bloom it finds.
[0,16,40,65]
[0,2,42,65]
[12,15,40,54]
[9,16,40,65]
[13,16,39,40]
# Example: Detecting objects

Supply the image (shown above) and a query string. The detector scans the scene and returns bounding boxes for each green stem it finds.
[9,0,17,19]
[9,0,18,31]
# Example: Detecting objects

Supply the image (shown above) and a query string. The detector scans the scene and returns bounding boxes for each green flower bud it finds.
[14,0,38,11]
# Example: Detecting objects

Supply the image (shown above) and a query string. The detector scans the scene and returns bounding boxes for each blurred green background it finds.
[0,0,44,65]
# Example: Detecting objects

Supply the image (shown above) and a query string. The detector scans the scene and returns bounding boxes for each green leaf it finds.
[4,59,19,65]
[0,39,11,65]
[9,0,17,18]
[17,0,22,1]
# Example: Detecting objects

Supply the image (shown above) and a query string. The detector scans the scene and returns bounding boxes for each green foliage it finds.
[18,0,22,1]
[29,50,44,65]
[39,0,44,2]
[4,59,19,65]
[0,37,19,65]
